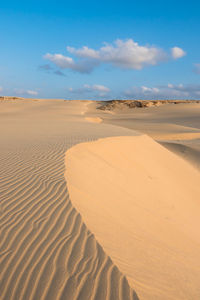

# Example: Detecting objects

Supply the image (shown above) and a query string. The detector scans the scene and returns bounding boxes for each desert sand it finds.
[1,98,200,300]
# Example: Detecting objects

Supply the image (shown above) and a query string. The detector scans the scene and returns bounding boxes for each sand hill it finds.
[1,98,200,300]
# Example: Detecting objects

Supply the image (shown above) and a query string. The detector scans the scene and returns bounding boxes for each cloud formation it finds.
[27,90,38,96]
[125,83,200,100]
[171,47,186,59]
[68,84,110,97]
[39,64,66,76]
[15,89,38,96]
[0,86,3,92]
[66,39,166,69]
[44,39,186,74]
[54,70,66,76]
[44,54,96,73]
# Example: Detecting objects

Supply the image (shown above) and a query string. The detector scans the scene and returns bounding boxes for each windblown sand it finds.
[65,135,200,300]
[0,99,138,300]
[1,98,200,300]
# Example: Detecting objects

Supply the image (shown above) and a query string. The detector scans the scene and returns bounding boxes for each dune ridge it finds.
[0,99,139,300]
[97,99,200,111]
[65,134,200,300]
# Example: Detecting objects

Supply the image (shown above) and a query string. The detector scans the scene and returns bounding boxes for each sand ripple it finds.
[0,138,138,300]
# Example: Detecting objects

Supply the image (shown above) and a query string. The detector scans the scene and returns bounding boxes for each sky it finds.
[1,0,200,100]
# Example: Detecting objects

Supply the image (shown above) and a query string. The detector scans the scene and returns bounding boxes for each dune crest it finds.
[65,135,200,300]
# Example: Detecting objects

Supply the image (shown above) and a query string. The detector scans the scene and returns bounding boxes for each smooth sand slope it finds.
[86,101,200,170]
[0,99,139,300]
[65,135,200,300]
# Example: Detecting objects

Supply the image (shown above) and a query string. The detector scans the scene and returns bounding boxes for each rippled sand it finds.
[1,98,200,300]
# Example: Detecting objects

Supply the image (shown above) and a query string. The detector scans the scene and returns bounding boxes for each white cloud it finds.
[68,84,110,97]
[44,53,97,73]
[141,86,159,93]
[171,47,186,59]
[15,89,38,96]
[27,90,38,96]
[168,83,173,88]
[91,84,110,92]
[194,63,200,74]
[44,39,185,73]
[44,53,74,68]
[125,84,200,100]
[67,46,100,59]
[66,39,166,69]
[0,86,3,92]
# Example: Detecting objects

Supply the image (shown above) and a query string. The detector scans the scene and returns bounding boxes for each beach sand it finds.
[1,98,200,299]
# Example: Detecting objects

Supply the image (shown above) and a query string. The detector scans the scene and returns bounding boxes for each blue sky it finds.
[1,0,200,99]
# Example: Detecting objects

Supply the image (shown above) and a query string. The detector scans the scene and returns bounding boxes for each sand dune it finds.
[0,98,138,300]
[1,98,200,300]
[65,135,200,300]
[97,99,200,111]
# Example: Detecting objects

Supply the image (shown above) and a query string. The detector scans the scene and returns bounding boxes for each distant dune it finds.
[93,100,200,170]
[97,99,200,111]
[1,97,200,300]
